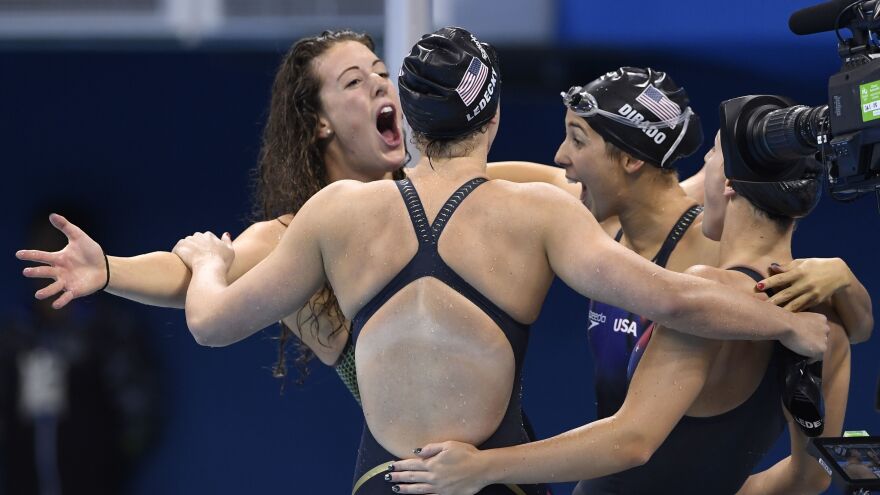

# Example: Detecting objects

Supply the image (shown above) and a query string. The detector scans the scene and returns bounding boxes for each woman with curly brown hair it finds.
[16,29,406,396]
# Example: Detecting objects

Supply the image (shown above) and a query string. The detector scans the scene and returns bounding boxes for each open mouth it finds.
[376,104,402,148]
[565,176,588,200]
[579,182,593,210]
[566,176,592,209]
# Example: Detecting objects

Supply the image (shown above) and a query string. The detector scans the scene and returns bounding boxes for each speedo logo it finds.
[465,68,498,122]
[795,417,823,430]
[617,103,668,144]
[613,318,638,336]
[588,310,606,330]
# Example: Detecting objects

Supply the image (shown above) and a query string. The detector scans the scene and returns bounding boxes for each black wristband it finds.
[100,254,110,291]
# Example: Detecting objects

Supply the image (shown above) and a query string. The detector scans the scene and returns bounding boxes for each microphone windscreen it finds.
[789,0,853,35]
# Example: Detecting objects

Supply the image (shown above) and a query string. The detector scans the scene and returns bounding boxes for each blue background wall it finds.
[2,1,879,493]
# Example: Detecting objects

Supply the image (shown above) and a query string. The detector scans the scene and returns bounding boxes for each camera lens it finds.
[748,105,828,166]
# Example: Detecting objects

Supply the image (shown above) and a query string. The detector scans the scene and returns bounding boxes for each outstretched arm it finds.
[537,188,827,357]
[174,191,330,347]
[759,258,873,344]
[17,213,288,309]
[736,308,851,495]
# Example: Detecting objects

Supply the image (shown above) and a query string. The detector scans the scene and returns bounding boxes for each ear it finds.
[621,155,646,175]
[723,179,736,198]
[490,106,501,125]
[317,115,333,140]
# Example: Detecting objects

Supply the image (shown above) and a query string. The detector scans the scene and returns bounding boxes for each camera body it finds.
[826,54,880,194]
[721,0,880,200]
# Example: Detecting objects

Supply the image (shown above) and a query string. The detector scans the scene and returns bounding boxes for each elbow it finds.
[799,469,832,494]
[788,461,833,494]
[619,430,659,470]
[850,319,873,344]
[653,289,690,327]
[187,313,230,347]
[811,475,832,494]
[626,445,654,470]
[599,415,663,473]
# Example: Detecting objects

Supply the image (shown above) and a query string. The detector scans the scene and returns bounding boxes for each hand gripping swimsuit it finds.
[348,178,547,495]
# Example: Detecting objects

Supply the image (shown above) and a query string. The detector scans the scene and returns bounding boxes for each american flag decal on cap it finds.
[456,56,488,107]
[635,85,682,128]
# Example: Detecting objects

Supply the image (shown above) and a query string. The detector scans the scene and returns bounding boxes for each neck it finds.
[718,199,793,270]
[409,148,489,182]
[323,146,390,183]
[616,175,697,256]
[325,158,385,183]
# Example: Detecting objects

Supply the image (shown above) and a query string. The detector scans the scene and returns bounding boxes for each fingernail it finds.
[384,473,392,482]
[413,448,422,454]
[223,232,230,238]
[392,486,400,493]
[771,263,780,268]
[756,283,765,290]
[386,463,395,472]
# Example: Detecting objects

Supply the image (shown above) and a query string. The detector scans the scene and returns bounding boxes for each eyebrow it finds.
[337,59,384,82]
[567,122,587,133]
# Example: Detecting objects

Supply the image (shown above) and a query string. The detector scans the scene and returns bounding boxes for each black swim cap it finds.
[563,67,703,168]
[781,351,825,437]
[728,173,822,219]
[720,95,822,219]
[399,27,501,139]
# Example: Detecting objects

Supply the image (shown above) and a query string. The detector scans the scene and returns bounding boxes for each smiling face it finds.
[554,110,627,221]
[313,40,406,177]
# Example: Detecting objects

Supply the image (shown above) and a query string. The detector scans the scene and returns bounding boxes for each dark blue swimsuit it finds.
[349,178,546,495]
[587,205,703,419]
[575,268,787,494]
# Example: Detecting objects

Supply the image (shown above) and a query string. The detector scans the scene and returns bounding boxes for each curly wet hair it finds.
[253,30,405,386]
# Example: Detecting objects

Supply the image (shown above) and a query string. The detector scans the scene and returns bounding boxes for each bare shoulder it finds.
[311,178,373,201]
[686,264,765,296]
[246,180,380,237]
[489,179,581,206]
[237,217,289,245]
[487,180,587,223]
[307,179,395,216]
[484,180,606,251]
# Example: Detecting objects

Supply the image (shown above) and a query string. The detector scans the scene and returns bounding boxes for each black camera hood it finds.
[720,95,818,182]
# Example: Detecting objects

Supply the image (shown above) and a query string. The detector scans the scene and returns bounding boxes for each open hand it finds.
[16,213,107,309]
[757,258,849,312]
